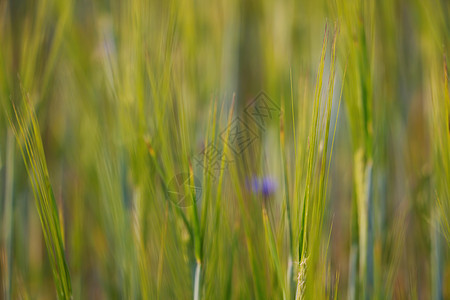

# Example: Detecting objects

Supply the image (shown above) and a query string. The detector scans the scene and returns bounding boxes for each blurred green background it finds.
[0,0,449,299]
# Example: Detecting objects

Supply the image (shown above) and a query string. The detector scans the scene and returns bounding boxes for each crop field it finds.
[0,0,449,299]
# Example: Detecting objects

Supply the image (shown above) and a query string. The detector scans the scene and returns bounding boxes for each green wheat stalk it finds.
[8,95,72,299]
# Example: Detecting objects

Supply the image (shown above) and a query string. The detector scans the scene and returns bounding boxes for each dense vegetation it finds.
[0,0,449,299]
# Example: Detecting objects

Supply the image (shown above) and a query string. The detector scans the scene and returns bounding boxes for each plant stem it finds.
[193,261,201,300]
[3,129,14,300]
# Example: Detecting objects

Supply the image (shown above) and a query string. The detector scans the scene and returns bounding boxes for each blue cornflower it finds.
[247,176,277,197]
[261,177,277,196]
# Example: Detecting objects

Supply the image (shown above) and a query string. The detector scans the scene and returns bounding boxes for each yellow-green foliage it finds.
[0,0,449,299]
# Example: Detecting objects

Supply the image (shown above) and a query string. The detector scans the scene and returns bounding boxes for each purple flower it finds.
[261,177,277,196]
[247,176,277,197]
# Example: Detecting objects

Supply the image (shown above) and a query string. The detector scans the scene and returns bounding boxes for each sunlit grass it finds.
[0,0,449,299]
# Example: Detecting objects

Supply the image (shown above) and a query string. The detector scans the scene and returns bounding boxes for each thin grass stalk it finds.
[281,105,294,298]
[262,206,286,300]
[2,129,14,300]
[298,22,328,265]
[193,261,201,300]
[296,24,329,300]
[8,98,72,299]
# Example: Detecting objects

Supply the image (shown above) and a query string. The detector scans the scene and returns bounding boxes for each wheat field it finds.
[0,0,449,299]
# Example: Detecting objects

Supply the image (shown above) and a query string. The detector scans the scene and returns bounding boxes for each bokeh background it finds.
[0,0,449,299]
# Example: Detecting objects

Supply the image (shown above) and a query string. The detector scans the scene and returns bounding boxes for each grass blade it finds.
[8,96,72,299]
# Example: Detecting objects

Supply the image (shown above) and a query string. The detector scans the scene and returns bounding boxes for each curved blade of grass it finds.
[8,97,72,299]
